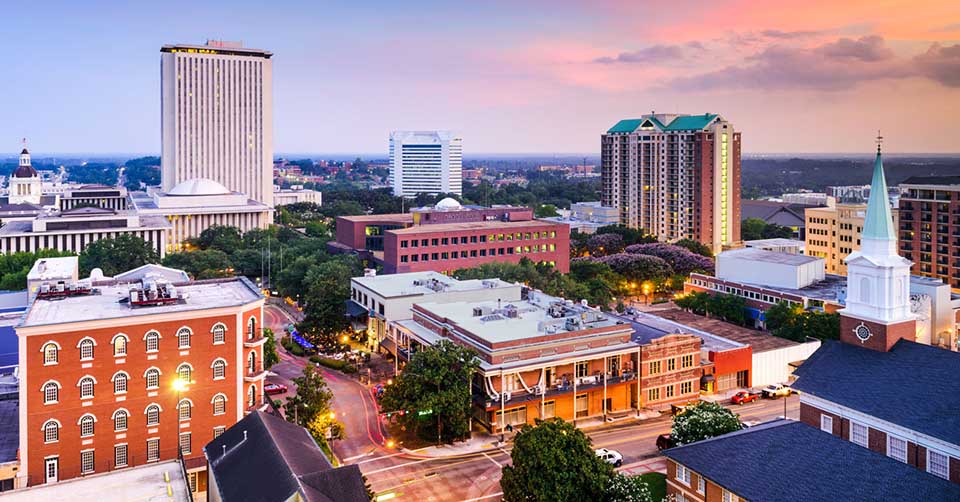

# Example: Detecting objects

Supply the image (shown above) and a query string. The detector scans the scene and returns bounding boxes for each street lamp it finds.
[172,378,192,457]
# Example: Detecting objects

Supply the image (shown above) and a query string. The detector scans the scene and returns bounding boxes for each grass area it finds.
[640,472,667,502]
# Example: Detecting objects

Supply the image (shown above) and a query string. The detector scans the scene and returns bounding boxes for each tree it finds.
[162,249,233,279]
[297,257,360,349]
[624,243,714,275]
[380,340,479,444]
[706,293,747,325]
[741,217,768,241]
[285,365,335,427]
[671,402,742,446]
[593,254,673,282]
[595,225,655,246]
[604,474,654,502]
[585,233,625,257]
[674,238,713,257]
[764,301,800,332]
[78,234,160,276]
[500,417,614,502]
[305,408,345,455]
[0,249,75,290]
[675,291,710,315]
[196,225,243,253]
[535,204,559,218]
[263,328,280,369]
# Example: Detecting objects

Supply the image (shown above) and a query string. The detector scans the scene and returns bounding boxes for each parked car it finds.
[595,448,623,467]
[656,433,675,451]
[264,383,288,395]
[731,390,760,405]
[762,384,793,399]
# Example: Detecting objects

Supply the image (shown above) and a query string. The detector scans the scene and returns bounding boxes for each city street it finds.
[263,304,801,502]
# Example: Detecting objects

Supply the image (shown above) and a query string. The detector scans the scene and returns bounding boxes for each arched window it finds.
[212,358,227,380]
[78,376,96,399]
[42,381,60,404]
[212,393,227,415]
[177,327,192,349]
[247,385,257,408]
[79,414,96,437]
[247,316,257,340]
[144,330,160,352]
[112,334,128,357]
[144,367,161,390]
[78,337,96,360]
[145,404,161,426]
[212,323,226,344]
[112,409,129,431]
[177,363,192,384]
[178,399,192,421]
[247,351,257,374]
[42,419,61,443]
[41,342,60,365]
[112,372,129,394]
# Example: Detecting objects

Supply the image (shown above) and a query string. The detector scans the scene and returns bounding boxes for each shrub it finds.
[310,355,358,373]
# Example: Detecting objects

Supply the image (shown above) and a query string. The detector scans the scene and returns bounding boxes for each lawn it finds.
[640,472,667,502]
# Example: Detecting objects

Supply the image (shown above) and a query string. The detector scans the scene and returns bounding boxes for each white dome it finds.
[435,197,462,210]
[168,178,231,196]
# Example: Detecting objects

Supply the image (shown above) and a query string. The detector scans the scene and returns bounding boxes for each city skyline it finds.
[3,1,960,155]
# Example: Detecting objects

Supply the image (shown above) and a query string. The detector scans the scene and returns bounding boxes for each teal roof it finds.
[606,114,719,134]
[862,151,896,241]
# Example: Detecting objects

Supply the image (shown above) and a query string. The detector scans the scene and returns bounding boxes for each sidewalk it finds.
[619,456,668,476]
[402,433,506,457]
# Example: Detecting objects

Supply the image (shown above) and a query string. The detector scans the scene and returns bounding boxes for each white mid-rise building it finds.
[389,130,462,197]
[161,40,274,207]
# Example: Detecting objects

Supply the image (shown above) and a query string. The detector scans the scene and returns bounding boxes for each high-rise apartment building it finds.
[389,131,462,197]
[898,176,960,289]
[161,41,274,207]
[601,113,741,254]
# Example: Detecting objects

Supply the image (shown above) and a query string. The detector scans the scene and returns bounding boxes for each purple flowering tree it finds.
[585,233,625,257]
[597,253,673,282]
[624,243,714,275]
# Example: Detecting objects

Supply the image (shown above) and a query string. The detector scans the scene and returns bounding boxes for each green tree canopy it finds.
[379,340,479,444]
[78,234,159,276]
[535,204,560,218]
[162,249,233,279]
[671,401,742,446]
[741,217,794,241]
[674,238,713,257]
[765,302,840,341]
[0,249,76,290]
[196,225,243,254]
[297,256,363,349]
[603,474,655,502]
[500,417,614,502]
[285,365,334,427]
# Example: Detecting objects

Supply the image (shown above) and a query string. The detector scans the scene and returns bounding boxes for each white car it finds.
[762,384,793,399]
[595,448,623,467]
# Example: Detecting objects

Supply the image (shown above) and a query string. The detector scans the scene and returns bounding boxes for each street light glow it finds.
[173,379,188,392]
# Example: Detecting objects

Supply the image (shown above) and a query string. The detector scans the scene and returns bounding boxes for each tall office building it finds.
[601,113,741,254]
[161,41,274,207]
[805,201,867,276]
[389,130,462,197]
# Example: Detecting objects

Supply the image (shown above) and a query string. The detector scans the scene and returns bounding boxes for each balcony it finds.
[244,331,267,348]
[477,371,639,410]
[244,364,267,382]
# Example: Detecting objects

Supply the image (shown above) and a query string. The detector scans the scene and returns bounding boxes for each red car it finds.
[731,391,759,405]
[264,383,288,395]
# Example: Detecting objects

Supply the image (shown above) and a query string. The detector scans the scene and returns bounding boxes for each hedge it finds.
[309,355,358,373]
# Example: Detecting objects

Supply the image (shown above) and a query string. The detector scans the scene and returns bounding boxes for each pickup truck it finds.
[762,384,794,399]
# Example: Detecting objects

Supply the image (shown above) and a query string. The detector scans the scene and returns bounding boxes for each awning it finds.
[700,374,716,383]
[344,300,369,319]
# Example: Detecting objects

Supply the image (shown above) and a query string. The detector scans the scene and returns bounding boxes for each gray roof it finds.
[0,398,18,463]
[721,247,820,265]
[792,340,960,446]
[741,200,817,226]
[664,419,960,502]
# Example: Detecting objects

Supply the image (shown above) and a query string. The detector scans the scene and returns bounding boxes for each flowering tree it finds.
[586,233,625,257]
[672,402,742,446]
[604,474,654,502]
[624,243,714,275]
[597,253,673,282]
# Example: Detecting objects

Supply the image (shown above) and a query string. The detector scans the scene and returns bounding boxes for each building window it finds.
[736,370,749,388]
[212,359,227,379]
[145,331,160,352]
[665,385,675,398]
[43,420,60,443]
[79,338,95,360]
[680,381,693,394]
[81,450,95,474]
[649,361,661,375]
[115,444,128,468]
[145,368,160,389]
[928,449,950,480]
[43,381,60,404]
[248,385,257,408]
[177,328,192,348]
[178,399,192,421]
[697,476,705,494]
[542,400,556,419]
[42,342,59,365]
[146,404,161,426]
[575,361,589,378]
[722,490,738,502]
[147,439,160,462]
[188,472,198,493]
[214,426,226,439]
[113,409,128,431]
[212,323,226,344]
[887,435,907,463]
[179,432,192,455]
[113,372,128,394]
[666,358,675,371]
[212,394,227,415]
[675,463,690,485]
[247,317,257,340]
[820,414,833,433]
[681,354,694,368]
[113,334,128,356]
[177,363,192,384]
[79,376,96,399]
[850,421,868,447]
[647,388,660,401]
[79,415,95,437]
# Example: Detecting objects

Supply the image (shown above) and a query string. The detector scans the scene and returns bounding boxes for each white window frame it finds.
[145,404,162,426]
[80,449,95,474]
[177,363,193,384]
[144,367,161,390]
[211,323,227,345]
[211,358,227,380]
[177,327,192,349]
[77,337,97,361]
[114,444,128,468]
[42,419,61,444]
[850,421,868,448]
[927,449,950,480]
[112,409,129,432]
[213,426,226,439]
[144,330,161,353]
[820,414,833,433]
[111,333,129,357]
[42,380,61,404]
[697,475,705,494]
[178,398,193,421]
[78,375,97,399]
[147,438,160,462]
[886,435,907,463]
[179,432,192,455]
[211,393,227,416]
[41,341,60,365]
[675,463,691,486]
[78,414,96,437]
[112,371,129,395]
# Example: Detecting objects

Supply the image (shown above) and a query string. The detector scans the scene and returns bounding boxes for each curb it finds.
[398,441,509,460]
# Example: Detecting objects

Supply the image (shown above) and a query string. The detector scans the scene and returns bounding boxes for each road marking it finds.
[353,451,407,465]
[460,493,503,502]
[481,452,501,467]
[364,457,435,475]
[343,451,376,462]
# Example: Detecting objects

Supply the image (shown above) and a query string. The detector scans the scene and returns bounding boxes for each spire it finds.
[862,134,895,242]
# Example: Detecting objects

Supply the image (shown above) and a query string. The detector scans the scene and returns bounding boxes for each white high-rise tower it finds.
[161,41,274,207]
[389,131,463,197]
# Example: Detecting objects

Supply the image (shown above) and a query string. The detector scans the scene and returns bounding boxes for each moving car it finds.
[731,390,760,405]
[264,383,288,395]
[656,433,675,451]
[762,384,793,399]
[595,448,623,467]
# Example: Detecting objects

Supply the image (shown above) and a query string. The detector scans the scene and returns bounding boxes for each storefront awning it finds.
[344,300,369,319]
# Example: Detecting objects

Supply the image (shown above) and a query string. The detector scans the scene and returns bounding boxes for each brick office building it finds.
[332,199,570,273]
[898,176,960,289]
[16,269,266,498]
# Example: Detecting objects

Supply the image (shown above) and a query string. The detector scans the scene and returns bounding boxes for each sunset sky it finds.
[3,0,959,155]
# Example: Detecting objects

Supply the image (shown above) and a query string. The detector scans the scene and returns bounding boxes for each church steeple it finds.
[861,133,895,244]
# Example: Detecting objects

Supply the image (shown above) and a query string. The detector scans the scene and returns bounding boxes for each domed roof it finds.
[168,178,231,196]
[12,164,38,178]
[435,197,462,210]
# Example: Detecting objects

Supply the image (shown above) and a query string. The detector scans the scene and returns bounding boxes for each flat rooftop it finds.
[415,291,630,346]
[641,309,797,352]
[28,256,78,281]
[721,247,820,266]
[621,311,745,352]
[338,213,413,223]
[1,460,190,501]
[743,238,804,248]
[390,219,561,235]
[0,214,170,236]
[352,271,515,298]
[20,277,262,328]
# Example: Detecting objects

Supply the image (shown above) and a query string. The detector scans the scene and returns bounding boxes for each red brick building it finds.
[331,200,570,273]
[16,272,265,498]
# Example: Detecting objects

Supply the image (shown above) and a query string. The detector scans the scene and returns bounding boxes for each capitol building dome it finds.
[435,197,462,210]
[167,178,232,196]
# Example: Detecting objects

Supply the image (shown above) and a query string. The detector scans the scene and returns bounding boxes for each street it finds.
[262,304,799,502]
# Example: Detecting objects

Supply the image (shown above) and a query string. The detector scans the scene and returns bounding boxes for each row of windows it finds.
[73,429,223,475]
[647,355,695,375]
[399,245,557,263]
[41,361,226,403]
[399,231,558,248]
[646,380,696,401]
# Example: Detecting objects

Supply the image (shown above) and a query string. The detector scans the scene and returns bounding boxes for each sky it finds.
[2,0,960,155]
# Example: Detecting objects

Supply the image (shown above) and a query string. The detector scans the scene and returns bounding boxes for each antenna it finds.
[876,130,883,154]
